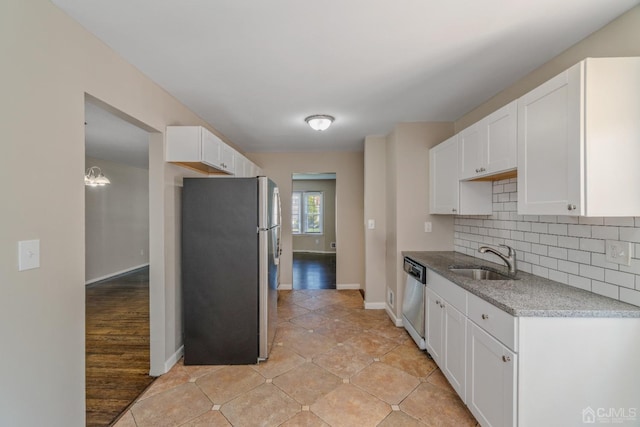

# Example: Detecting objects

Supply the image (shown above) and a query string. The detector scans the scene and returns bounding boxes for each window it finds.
[292,191,323,234]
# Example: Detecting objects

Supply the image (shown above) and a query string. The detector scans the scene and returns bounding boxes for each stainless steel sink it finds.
[448,266,515,280]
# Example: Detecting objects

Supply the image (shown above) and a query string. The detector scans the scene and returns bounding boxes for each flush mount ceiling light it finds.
[305,115,334,131]
[84,166,111,187]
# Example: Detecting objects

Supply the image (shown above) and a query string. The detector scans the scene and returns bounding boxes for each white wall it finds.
[85,157,149,283]
[247,152,364,289]
[0,1,236,425]
[455,179,640,307]
[455,6,640,131]
[364,136,387,308]
[292,179,336,253]
[384,123,455,322]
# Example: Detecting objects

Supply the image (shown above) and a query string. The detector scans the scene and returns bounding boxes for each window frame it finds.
[291,190,324,235]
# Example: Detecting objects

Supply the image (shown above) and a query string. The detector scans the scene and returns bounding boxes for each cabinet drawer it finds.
[467,293,518,352]
[427,270,467,314]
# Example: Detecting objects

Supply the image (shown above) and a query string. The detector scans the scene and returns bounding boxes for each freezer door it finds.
[258,177,281,230]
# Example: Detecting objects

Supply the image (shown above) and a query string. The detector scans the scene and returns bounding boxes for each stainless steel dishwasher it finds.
[402,257,426,350]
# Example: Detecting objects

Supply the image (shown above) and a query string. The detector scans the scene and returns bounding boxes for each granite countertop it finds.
[402,251,640,318]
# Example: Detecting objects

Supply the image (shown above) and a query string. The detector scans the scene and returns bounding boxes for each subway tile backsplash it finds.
[454,178,640,307]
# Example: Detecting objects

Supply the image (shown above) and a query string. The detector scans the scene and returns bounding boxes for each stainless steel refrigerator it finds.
[181,176,281,364]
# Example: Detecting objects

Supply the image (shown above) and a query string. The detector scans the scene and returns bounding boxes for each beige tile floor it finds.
[114,290,479,427]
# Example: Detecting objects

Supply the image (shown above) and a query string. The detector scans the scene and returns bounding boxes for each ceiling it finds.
[56,0,639,153]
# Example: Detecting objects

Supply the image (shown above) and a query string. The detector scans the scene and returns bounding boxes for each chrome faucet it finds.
[479,244,517,275]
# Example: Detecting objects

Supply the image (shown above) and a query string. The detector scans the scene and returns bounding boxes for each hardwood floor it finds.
[292,252,336,290]
[85,267,154,426]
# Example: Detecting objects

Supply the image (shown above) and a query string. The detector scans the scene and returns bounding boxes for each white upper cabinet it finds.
[430,135,459,214]
[166,126,261,177]
[430,135,492,215]
[459,100,517,180]
[484,101,517,175]
[518,57,640,216]
[219,144,235,175]
[166,126,231,174]
[459,125,483,180]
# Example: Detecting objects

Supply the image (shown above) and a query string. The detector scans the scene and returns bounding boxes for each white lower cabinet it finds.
[423,268,640,427]
[442,301,466,400]
[466,321,517,427]
[425,287,444,363]
[425,286,466,400]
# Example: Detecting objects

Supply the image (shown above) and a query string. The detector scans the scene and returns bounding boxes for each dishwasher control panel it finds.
[403,257,426,284]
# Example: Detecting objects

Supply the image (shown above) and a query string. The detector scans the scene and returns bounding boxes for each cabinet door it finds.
[166,126,202,162]
[429,135,459,214]
[466,321,517,427]
[425,287,444,364]
[220,144,236,174]
[517,63,582,215]
[458,124,483,180]
[201,128,222,168]
[442,302,466,402]
[235,155,248,177]
[484,100,517,175]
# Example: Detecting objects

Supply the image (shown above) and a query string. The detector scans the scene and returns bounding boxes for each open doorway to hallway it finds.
[291,173,337,290]
[84,98,153,426]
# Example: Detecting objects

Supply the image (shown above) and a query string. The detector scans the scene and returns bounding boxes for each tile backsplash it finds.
[454,178,640,307]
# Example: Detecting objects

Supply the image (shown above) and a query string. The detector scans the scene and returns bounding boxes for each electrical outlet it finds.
[605,240,632,266]
[388,289,394,307]
[424,222,432,233]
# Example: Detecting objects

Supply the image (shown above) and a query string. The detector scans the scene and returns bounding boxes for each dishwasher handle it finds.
[403,257,426,284]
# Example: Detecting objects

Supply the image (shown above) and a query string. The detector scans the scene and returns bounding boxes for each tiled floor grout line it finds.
[116,290,478,427]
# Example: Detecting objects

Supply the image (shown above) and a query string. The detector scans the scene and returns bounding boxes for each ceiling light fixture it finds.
[305,115,334,131]
[84,166,111,187]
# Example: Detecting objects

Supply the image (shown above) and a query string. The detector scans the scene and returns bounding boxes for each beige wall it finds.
[455,5,640,131]
[247,152,364,288]
[292,179,337,253]
[85,157,150,283]
[384,123,455,321]
[364,136,387,307]
[1,1,232,424]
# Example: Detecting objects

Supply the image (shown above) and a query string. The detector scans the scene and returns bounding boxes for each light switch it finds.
[367,219,375,229]
[424,222,432,233]
[18,239,40,271]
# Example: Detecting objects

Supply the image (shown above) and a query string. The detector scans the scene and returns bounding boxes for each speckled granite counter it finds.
[403,251,640,318]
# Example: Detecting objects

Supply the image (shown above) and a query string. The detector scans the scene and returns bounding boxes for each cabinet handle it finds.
[567,204,576,211]
[502,355,511,362]
[481,314,489,320]
[480,167,486,172]
[435,300,441,307]
[452,208,457,213]
[475,168,480,173]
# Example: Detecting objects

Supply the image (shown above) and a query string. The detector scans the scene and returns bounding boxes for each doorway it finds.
[84,98,153,426]
[291,173,337,290]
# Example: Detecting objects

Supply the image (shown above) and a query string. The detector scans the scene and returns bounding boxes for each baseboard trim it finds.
[337,283,361,290]
[162,345,184,375]
[279,283,293,290]
[364,302,386,309]
[85,263,149,286]
[385,305,403,327]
